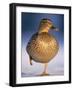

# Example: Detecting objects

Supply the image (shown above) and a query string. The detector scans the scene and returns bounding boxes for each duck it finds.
[26,19,59,76]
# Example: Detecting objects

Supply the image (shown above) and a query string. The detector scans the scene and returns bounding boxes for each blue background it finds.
[22,12,64,47]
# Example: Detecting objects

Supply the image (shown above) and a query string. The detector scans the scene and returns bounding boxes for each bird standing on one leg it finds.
[26,18,59,76]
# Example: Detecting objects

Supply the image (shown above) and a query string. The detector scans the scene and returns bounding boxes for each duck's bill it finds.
[51,25,59,31]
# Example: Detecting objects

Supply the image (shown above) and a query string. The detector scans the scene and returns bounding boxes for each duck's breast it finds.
[26,33,59,63]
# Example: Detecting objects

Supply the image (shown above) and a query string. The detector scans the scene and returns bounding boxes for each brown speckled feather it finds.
[26,32,59,63]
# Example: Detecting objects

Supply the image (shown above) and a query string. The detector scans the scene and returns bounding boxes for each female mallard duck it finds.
[26,19,59,76]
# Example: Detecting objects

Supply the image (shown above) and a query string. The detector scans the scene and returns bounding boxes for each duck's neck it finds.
[38,28,50,34]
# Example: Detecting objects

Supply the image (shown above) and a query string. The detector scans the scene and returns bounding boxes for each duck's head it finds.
[38,18,59,33]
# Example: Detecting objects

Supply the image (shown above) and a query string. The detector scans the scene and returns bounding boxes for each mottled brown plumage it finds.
[26,19,59,75]
[26,32,59,63]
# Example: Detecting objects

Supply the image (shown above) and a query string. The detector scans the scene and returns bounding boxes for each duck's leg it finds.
[29,56,32,65]
[40,63,49,76]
